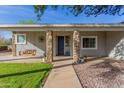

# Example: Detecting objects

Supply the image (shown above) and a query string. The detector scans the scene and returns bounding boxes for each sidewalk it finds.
[0,55,42,63]
[43,59,82,88]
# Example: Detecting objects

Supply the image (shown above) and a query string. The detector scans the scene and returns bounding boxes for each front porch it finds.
[45,30,80,63]
[12,30,124,63]
[0,24,123,63]
[12,30,80,63]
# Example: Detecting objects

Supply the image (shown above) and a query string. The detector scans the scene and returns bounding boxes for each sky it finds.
[1,5,124,39]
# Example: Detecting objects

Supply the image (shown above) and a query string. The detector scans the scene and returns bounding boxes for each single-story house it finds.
[0,24,124,62]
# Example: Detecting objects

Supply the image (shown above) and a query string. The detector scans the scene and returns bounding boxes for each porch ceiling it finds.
[0,24,124,32]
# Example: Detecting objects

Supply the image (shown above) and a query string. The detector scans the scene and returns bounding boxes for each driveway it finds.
[73,57,124,88]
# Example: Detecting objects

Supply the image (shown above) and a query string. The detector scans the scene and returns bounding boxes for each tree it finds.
[18,20,37,24]
[4,38,12,45]
[0,32,4,46]
[0,32,12,46]
[34,5,124,20]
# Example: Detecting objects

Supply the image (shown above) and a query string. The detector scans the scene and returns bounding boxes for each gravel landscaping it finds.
[73,58,124,88]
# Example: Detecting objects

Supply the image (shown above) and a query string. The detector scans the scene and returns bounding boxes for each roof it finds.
[0,24,124,32]
[0,24,124,27]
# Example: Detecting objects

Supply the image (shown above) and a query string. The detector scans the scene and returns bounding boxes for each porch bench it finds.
[19,49,37,56]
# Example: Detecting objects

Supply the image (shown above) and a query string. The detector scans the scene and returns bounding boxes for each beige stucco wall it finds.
[80,31,107,57]
[16,31,73,57]
[15,31,108,57]
[15,31,124,60]
[106,31,124,60]
[16,32,46,57]
[53,31,107,57]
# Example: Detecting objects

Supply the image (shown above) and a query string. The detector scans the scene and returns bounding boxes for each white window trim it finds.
[81,36,97,50]
[15,33,26,44]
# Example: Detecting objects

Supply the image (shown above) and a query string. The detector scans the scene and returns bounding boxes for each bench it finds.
[19,49,37,56]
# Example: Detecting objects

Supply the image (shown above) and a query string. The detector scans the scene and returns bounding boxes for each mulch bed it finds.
[73,58,124,88]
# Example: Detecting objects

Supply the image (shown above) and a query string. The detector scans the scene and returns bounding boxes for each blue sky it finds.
[0,5,124,39]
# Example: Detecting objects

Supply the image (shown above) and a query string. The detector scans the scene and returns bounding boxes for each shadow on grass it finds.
[0,68,51,78]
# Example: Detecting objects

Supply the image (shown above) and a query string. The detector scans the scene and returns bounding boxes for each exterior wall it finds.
[80,31,107,57]
[15,31,73,57]
[15,31,107,57]
[6,25,124,60]
[53,31,73,56]
[16,32,46,57]
[15,30,124,59]
[106,31,124,60]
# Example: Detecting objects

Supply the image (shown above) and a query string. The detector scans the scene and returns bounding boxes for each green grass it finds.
[0,63,52,88]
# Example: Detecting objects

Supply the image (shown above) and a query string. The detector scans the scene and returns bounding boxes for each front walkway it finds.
[43,59,82,88]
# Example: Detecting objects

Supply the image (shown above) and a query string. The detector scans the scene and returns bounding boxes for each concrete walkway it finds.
[44,59,82,88]
[0,55,43,63]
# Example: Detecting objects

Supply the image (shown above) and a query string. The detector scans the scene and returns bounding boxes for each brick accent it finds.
[73,31,80,63]
[12,32,16,56]
[46,31,53,63]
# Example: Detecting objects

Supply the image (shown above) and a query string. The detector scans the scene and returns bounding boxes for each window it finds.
[81,36,97,49]
[15,34,26,44]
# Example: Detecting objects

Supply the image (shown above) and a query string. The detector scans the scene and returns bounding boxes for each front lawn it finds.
[0,63,52,88]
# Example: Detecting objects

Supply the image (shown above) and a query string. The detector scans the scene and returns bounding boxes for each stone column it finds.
[46,31,53,63]
[12,32,16,56]
[73,31,80,63]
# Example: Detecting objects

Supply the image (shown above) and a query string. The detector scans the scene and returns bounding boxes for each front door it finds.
[58,36,64,56]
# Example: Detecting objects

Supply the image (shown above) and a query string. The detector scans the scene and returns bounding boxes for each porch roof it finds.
[0,24,124,31]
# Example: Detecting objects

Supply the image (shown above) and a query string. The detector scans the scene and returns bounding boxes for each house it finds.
[0,24,124,62]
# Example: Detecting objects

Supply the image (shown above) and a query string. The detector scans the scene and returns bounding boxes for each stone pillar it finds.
[73,31,80,63]
[46,31,53,63]
[12,32,16,56]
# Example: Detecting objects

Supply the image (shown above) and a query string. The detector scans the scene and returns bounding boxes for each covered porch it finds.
[0,24,85,63]
[0,24,124,63]
[11,28,81,63]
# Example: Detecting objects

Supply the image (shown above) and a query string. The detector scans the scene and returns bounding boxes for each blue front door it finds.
[58,36,64,55]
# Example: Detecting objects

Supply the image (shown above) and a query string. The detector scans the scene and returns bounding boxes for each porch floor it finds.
[53,56,72,61]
